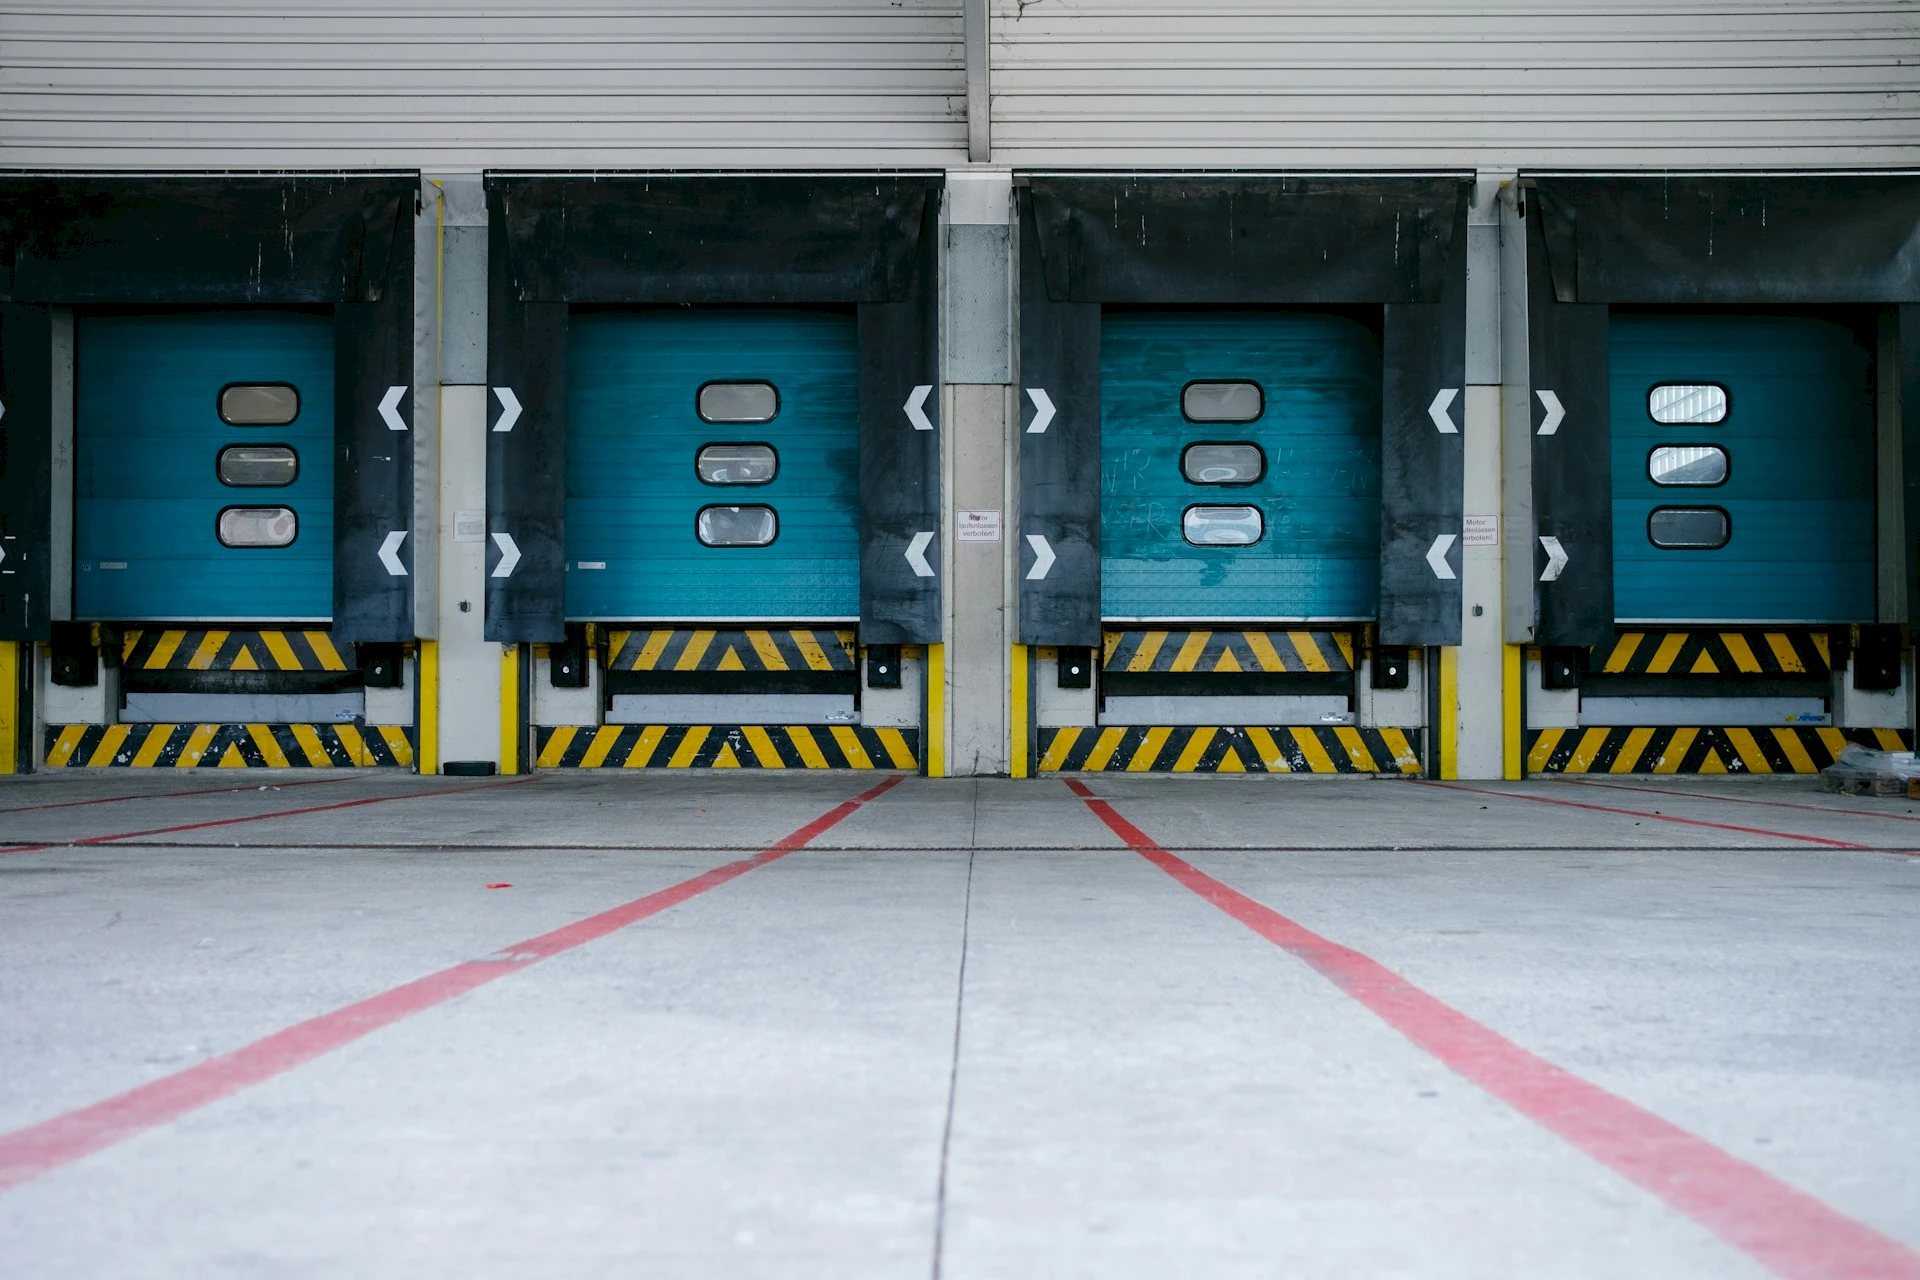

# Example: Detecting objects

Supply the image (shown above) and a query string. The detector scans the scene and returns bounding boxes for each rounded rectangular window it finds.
[1648,384,1728,425]
[1182,442,1265,485]
[697,381,778,424]
[1182,504,1264,546]
[696,443,778,485]
[217,506,298,548]
[1647,445,1728,487]
[1648,506,1729,550]
[1182,381,1264,423]
[217,444,299,487]
[218,383,300,426]
[697,504,778,548]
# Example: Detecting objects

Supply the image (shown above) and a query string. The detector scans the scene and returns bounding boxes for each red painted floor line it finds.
[0,775,353,816]
[1064,778,1920,1280]
[0,772,903,1194]
[1422,780,1872,850]
[0,776,540,857]
[1564,777,1920,825]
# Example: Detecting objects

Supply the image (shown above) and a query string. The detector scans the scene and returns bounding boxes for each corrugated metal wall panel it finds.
[990,2,1920,168]
[0,2,966,169]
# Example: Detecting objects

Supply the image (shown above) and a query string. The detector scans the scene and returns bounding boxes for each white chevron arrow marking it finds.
[0,394,7,424]
[490,531,521,579]
[0,541,7,569]
[1426,533,1458,581]
[1025,388,1055,435]
[904,384,934,432]
[492,387,522,434]
[377,530,409,577]
[1536,389,1565,436]
[379,385,408,432]
[1538,535,1569,582]
[905,530,935,577]
[1428,387,1459,434]
[1025,533,1056,581]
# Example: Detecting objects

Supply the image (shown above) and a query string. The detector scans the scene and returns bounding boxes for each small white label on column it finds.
[957,510,1002,542]
[453,510,485,544]
[1463,515,1500,547]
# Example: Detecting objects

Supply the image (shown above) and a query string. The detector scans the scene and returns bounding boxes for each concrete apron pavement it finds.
[0,772,1916,1278]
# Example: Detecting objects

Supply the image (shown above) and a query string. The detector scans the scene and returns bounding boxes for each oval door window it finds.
[697,382,778,424]
[1648,445,1728,487]
[217,445,299,487]
[217,506,298,548]
[1182,381,1264,423]
[697,504,778,547]
[1182,504,1264,546]
[218,383,300,426]
[1648,384,1729,425]
[1181,442,1265,485]
[1648,506,1730,550]
[697,443,778,485]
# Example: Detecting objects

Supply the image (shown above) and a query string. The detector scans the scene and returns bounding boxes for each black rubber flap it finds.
[1017,189,1102,647]
[1025,174,1472,305]
[1526,212,1614,646]
[0,175,415,305]
[487,174,937,304]
[858,195,942,644]
[0,304,52,640]
[1525,173,1920,305]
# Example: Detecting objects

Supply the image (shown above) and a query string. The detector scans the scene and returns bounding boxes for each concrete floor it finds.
[1,771,1916,1278]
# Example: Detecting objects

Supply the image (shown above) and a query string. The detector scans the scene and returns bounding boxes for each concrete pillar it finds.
[1449,174,1517,779]
[419,176,506,773]
[940,170,1015,776]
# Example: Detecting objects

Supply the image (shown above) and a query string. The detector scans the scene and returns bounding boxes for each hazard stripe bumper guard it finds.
[1525,726,1909,775]
[45,723,414,768]
[535,724,919,770]
[1038,725,1422,774]
[1591,629,1830,679]
[1103,629,1355,674]
[121,629,352,673]
[605,629,857,673]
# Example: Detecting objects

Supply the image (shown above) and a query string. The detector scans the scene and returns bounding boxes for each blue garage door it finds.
[1101,310,1382,621]
[76,311,335,622]
[1611,313,1875,623]
[566,309,861,621]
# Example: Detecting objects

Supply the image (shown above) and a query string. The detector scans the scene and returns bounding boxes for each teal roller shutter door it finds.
[1610,313,1875,623]
[565,309,861,621]
[1101,310,1382,621]
[75,311,335,622]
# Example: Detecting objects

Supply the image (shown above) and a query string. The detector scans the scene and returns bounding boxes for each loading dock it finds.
[1519,174,1920,774]
[0,176,419,770]
[484,175,941,770]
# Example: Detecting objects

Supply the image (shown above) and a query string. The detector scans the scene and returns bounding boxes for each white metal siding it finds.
[990,2,1920,169]
[0,2,966,169]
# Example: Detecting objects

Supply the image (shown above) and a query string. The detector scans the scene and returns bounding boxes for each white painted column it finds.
[941,170,1015,775]
[1451,174,1515,779]
[421,175,503,772]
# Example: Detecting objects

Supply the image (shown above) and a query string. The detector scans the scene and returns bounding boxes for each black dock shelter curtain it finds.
[483,173,943,644]
[1016,173,1473,648]
[0,174,417,643]
[1521,173,1920,643]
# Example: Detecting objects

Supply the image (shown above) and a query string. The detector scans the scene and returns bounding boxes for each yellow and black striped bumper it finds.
[605,629,856,674]
[1592,630,1830,679]
[1103,629,1355,675]
[45,723,414,768]
[1525,726,1907,775]
[534,724,918,770]
[1037,725,1421,774]
[121,629,352,673]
